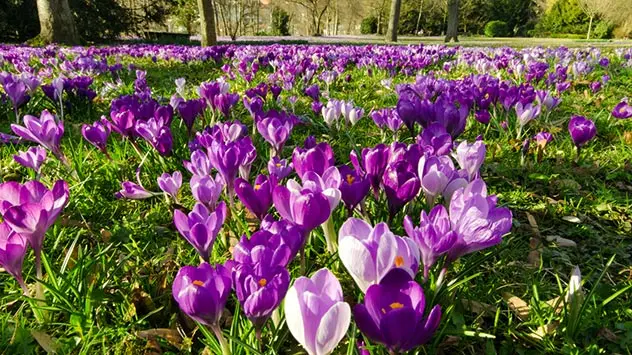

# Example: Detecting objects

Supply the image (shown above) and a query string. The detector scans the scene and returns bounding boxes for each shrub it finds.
[592,21,614,39]
[484,21,509,37]
[271,7,291,36]
[361,16,378,34]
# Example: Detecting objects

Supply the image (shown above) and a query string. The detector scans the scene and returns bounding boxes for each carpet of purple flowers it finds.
[1,43,632,354]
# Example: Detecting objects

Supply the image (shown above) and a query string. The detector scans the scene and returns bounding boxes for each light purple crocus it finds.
[273,182,331,233]
[82,117,111,157]
[284,268,351,355]
[11,110,66,162]
[190,174,224,210]
[418,123,453,156]
[612,100,632,119]
[338,218,419,293]
[13,146,47,175]
[404,205,457,278]
[292,139,335,179]
[418,154,455,206]
[454,140,486,181]
[268,157,293,181]
[173,202,227,262]
[157,171,182,201]
[447,179,513,261]
[256,116,293,155]
[115,181,155,200]
[515,101,541,129]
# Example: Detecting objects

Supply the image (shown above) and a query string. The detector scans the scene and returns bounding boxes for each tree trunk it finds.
[385,0,402,42]
[198,0,217,46]
[587,15,593,40]
[445,0,459,42]
[36,0,79,44]
[415,0,424,35]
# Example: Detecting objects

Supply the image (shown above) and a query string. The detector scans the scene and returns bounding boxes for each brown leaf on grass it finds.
[623,131,632,145]
[144,338,162,355]
[31,330,59,354]
[526,212,541,267]
[100,229,112,243]
[502,293,530,321]
[597,327,620,342]
[137,328,183,349]
[529,321,559,340]
[461,299,497,317]
[545,235,577,247]
[545,296,563,314]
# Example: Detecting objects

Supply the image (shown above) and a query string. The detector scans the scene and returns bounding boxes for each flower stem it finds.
[210,325,231,355]
[322,218,337,254]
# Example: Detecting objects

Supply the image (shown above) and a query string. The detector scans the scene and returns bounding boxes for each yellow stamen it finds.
[275,163,282,167]
[390,302,404,310]
[192,280,204,287]
[258,278,267,287]
[346,174,355,184]
[394,255,404,267]
[254,184,262,190]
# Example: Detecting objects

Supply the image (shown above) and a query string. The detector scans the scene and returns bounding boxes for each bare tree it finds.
[385,0,402,41]
[36,0,79,44]
[577,0,599,40]
[444,0,458,42]
[197,0,217,45]
[287,0,332,35]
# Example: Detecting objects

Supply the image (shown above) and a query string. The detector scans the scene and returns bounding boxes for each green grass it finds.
[0,47,632,355]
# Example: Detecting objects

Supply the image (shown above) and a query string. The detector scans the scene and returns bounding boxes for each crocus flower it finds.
[404,205,457,278]
[256,116,293,155]
[273,182,331,233]
[217,120,248,143]
[382,161,420,218]
[157,171,182,201]
[612,100,632,119]
[260,215,306,258]
[172,262,232,326]
[135,117,173,156]
[341,101,363,126]
[13,146,47,175]
[454,140,486,181]
[177,99,205,134]
[110,109,136,139]
[208,140,242,194]
[284,268,351,355]
[232,247,290,330]
[568,115,596,148]
[115,181,154,200]
[234,175,274,220]
[82,117,111,156]
[173,202,227,262]
[268,157,293,181]
[213,93,240,118]
[418,154,455,205]
[3,79,29,112]
[233,230,292,267]
[11,110,65,161]
[1,180,69,275]
[515,101,541,128]
[190,174,224,209]
[292,139,335,179]
[534,131,553,149]
[355,144,390,197]
[338,218,419,293]
[0,222,28,293]
[237,137,257,180]
[304,84,320,101]
[447,179,512,261]
[184,149,212,177]
[338,165,370,211]
[353,269,442,352]
[418,123,453,156]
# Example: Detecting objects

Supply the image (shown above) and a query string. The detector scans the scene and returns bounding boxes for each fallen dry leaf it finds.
[31,330,59,354]
[137,328,183,349]
[502,293,530,321]
[529,321,559,340]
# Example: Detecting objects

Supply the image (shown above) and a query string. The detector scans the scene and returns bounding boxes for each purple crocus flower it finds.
[11,110,65,161]
[0,222,29,293]
[273,182,331,233]
[568,115,597,148]
[172,262,232,326]
[234,175,274,220]
[260,215,305,258]
[173,202,227,262]
[217,120,248,143]
[454,140,486,181]
[190,174,224,209]
[184,149,212,177]
[418,123,453,156]
[82,117,111,156]
[404,205,457,278]
[354,144,390,197]
[534,131,553,149]
[353,269,442,352]
[256,116,293,155]
[115,181,154,200]
[447,179,512,261]
[232,247,290,330]
[338,218,419,293]
[157,171,182,201]
[304,84,320,101]
[237,137,257,180]
[338,165,370,211]
[13,146,47,175]
[418,154,455,205]
[233,230,292,267]
[515,101,541,128]
[590,81,602,93]
[110,109,136,139]
[292,139,335,179]
[268,157,293,181]
[208,140,242,194]
[612,100,632,119]
[213,93,240,118]
[4,79,29,111]
[284,268,351,355]
[135,117,173,156]
[1,180,69,275]
[382,161,420,218]
[177,99,205,134]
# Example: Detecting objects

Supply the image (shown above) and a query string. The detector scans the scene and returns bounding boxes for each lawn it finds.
[0,43,631,354]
